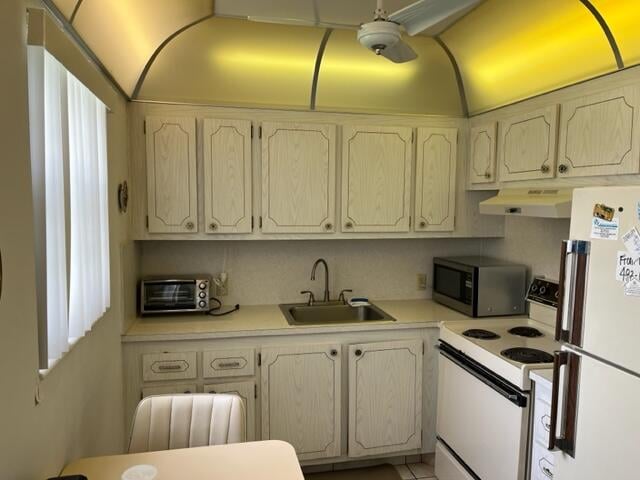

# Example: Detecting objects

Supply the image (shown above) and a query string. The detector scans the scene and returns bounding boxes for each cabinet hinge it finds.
[254,384,258,399]
[145,215,149,229]
[422,343,425,355]
[259,216,263,229]
[409,216,412,228]
[143,120,146,134]
[259,126,262,139]
[411,130,415,143]
[258,353,262,366]
[251,216,254,231]
[251,125,254,138]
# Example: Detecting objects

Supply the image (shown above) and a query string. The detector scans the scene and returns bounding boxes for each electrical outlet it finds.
[417,273,427,290]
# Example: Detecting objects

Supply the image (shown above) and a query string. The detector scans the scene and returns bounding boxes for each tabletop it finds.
[61,440,304,480]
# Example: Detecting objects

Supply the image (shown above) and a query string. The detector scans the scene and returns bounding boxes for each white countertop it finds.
[123,299,472,342]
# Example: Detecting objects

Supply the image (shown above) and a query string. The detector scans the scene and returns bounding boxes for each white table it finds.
[61,440,304,480]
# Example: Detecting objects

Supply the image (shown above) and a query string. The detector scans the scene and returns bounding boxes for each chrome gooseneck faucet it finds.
[311,258,330,303]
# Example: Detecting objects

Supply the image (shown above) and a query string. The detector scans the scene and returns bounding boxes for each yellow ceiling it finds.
[50,0,640,115]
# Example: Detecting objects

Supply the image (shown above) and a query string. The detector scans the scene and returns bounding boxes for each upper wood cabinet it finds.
[348,339,423,458]
[261,122,336,234]
[415,127,457,232]
[261,344,341,461]
[498,106,558,182]
[557,86,640,178]
[145,116,198,233]
[202,119,252,234]
[469,122,497,184]
[341,126,413,233]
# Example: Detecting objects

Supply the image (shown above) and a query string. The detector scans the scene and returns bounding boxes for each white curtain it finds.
[43,51,69,363]
[66,73,110,340]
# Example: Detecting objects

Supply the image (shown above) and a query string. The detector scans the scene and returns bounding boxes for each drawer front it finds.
[203,348,255,379]
[531,443,555,480]
[141,383,197,398]
[534,396,552,447]
[142,352,197,381]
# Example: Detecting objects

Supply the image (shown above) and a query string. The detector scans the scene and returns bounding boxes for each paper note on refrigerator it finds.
[622,227,640,256]
[624,279,640,297]
[616,251,640,282]
[591,217,619,240]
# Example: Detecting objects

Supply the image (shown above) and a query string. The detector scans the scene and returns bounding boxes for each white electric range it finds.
[435,277,560,480]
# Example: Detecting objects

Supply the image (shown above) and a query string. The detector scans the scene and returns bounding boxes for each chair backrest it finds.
[128,393,246,453]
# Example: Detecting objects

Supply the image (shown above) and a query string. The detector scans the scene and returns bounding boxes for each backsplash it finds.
[139,239,484,305]
[481,216,570,280]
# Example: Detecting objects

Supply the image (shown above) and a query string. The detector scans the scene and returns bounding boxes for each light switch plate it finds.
[417,273,427,290]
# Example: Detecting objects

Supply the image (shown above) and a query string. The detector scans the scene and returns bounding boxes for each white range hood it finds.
[479,188,573,218]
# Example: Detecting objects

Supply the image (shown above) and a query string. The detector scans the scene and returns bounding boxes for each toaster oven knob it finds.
[199,282,207,290]
[199,300,207,308]
[199,291,206,299]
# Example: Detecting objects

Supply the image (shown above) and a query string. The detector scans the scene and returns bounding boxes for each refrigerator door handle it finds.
[549,350,581,457]
[556,240,590,345]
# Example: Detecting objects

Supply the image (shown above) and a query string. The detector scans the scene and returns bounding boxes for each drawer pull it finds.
[157,364,183,371]
[218,361,242,368]
[541,414,551,431]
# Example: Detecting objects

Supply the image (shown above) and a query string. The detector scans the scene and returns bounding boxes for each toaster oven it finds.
[140,276,212,315]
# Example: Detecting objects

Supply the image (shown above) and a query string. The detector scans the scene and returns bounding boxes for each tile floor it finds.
[394,462,435,480]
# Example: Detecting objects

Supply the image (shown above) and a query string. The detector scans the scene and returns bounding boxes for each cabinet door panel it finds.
[348,339,422,457]
[558,86,640,178]
[261,344,341,460]
[498,106,558,182]
[204,381,256,442]
[415,127,457,232]
[342,126,412,232]
[145,116,197,233]
[261,122,336,233]
[469,122,497,184]
[203,119,252,233]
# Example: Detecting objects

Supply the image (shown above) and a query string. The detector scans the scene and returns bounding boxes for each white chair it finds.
[128,393,246,453]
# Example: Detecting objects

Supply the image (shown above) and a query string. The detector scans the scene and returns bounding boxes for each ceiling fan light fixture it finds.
[357,21,401,54]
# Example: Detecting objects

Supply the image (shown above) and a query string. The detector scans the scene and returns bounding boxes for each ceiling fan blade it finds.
[379,39,418,63]
[247,15,357,30]
[388,0,482,36]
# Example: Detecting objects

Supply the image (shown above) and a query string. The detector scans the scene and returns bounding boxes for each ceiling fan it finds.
[247,0,481,63]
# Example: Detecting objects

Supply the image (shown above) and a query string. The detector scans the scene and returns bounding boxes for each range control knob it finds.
[199,282,207,290]
[199,300,207,308]
[539,286,547,295]
[530,284,538,292]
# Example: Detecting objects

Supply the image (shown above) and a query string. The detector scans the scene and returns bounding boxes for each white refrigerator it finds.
[551,186,640,480]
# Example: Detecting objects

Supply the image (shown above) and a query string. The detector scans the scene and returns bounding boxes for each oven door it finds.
[436,343,530,480]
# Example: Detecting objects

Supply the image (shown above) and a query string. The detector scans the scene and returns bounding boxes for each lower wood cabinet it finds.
[260,344,342,460]
[348,339,423,457]
[204,381,257,442]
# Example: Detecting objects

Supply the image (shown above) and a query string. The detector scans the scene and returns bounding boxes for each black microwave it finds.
[139,276,212,315]
[433,256,527,317]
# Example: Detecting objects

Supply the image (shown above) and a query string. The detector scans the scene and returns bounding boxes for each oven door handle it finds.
[437,344,527,408]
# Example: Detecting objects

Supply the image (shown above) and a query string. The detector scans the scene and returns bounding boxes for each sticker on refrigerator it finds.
[616,251,640,282]
[622,227,640,256]
[593,203,615,221]
[591,217,619,240]
[624,279,640,297]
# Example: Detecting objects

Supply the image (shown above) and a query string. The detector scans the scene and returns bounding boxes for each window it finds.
[28,48,110,369]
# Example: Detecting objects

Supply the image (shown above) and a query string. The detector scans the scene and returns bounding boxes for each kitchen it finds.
[1,1,639,480]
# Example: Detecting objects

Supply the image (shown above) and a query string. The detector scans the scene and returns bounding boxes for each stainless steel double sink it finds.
[279,302,396,326]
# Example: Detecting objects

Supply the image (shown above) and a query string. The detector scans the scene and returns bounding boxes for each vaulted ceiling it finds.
[47,0,640,115]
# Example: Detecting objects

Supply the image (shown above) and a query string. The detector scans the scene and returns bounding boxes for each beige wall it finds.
[0,2,130,478]
[139,238,485,306]
[482,216,570,280]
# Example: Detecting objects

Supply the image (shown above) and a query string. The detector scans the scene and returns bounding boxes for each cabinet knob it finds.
[355,349,363,356]
[330,349,338,357]
[484,172,491,179]
[209,222,218,231]
[540,165,550,174]
[185,221,195,230]
[558,164,569,174]
[345,221,353,229]
[419,221,427,228]
[324,222,333,231]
